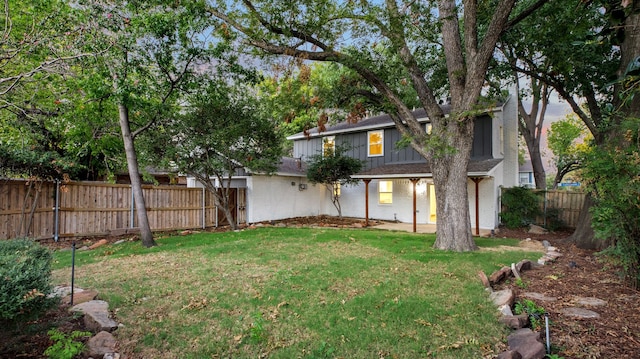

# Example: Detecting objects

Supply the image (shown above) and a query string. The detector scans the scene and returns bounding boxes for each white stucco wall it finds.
[501,92,520,188]
[244,175,329,223]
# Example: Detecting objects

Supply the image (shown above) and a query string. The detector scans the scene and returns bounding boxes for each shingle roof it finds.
[276,157,307,176]
[287,107,445,139]
[286,101,505,140]
[351,158,503,179]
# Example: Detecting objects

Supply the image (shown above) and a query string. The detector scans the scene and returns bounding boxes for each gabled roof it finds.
[287,107,437,140]
[351,158,503,179]
[287,100,506,140]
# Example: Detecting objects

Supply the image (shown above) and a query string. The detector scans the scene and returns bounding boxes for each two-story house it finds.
[284,94,518,233]
[187,93,518,233]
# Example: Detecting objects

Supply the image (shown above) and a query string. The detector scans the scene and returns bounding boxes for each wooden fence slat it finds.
[501,188,586,229]
[1,180,246,240]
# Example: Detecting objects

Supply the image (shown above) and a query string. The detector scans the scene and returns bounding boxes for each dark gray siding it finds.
[292,115,493,170]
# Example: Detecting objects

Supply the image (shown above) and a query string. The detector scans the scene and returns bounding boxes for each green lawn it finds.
[52,227,539,358]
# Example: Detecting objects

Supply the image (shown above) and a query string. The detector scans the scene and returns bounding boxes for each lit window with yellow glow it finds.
[368,130,383,157]
[333,182,341,198]
[378,180,393,204]
[323,136,335,156]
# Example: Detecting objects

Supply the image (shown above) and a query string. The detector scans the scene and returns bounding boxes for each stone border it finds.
[480,242,562,359]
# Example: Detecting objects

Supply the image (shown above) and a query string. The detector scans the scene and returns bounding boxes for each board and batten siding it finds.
[292,115,495,169]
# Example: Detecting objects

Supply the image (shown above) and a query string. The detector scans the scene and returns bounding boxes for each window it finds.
[368,130,383,157]
[323,136,335,156]
[333,182,341,198]
[378,180,393,204]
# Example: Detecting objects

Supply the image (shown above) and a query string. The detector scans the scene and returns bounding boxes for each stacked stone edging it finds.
[483,237,563,359]
[51,285,121,359]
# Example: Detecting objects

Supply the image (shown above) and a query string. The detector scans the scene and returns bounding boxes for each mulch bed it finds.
[2,218,638,359]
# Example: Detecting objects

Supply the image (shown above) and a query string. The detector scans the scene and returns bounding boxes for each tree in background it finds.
[497,0,639,250]
[547,115,592,188]
[154,80,283,230]
[70,0,215,247]
[208,0,547,251]
[306,144,363,219]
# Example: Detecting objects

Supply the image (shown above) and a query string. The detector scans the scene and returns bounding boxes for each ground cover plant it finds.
[51,227,539,358]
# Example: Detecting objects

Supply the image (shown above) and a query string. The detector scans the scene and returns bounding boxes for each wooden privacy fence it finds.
[0,179,245,240]
[501,188,585,229]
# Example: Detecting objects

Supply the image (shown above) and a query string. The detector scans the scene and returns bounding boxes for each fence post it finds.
[53,180,60,242]
[202,187,205,229]
[130,185,135,228]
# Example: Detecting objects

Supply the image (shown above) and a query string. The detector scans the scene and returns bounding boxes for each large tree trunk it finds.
[566,194,608,250]
[516,79,548,190]
[118,104,156,247]
[432,121,478,251]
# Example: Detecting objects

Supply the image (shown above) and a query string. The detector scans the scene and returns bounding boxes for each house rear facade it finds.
[285,94,518,232]
[188,93,518,233]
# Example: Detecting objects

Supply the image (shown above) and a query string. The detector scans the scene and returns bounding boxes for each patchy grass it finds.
[52,228,539,358]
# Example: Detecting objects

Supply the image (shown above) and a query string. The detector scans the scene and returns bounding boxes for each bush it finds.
[544,207,565,231]
[582,119,640,286]
[500,187,542,228]
[0,239,55,326]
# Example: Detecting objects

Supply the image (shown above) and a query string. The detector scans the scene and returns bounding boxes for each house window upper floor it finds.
[323,136,335,156]
[368,130,383,157]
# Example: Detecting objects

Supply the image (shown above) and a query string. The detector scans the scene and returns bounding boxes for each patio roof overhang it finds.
[350,158,503,179]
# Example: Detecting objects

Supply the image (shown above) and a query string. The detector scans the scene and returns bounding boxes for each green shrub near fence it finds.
[500,187,542,228]
[0,239,55,327]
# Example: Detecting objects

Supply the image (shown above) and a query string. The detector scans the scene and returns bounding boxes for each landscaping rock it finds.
[573,296,607,307]
[489,266,512,285]
[103,353,121,359]
[560,307,600,319]
[497,350,523,359]
[88,239,109,250]
[49,285,84,299]
[507,328,546,359]
[522,292,557,302]
[499,304,514,316]
[529,224,548,234]
[70,300,119,332]
[86,331,117,358]
[515,259,533,272]
[490,288,515,308]
[62,289,99,306]
[478,271,491,289]
[499,314,530,330]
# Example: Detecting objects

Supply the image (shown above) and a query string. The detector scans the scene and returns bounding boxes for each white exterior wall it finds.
[245,175,329,223]
[501,93,519,188]
[339,179,430,223]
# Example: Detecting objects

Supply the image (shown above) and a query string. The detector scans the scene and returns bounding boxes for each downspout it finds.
[364,179,371,227]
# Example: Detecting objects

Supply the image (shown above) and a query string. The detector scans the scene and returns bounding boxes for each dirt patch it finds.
[4,218,639,359]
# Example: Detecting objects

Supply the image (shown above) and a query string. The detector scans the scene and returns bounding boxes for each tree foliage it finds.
[306,144,363,218]
[547,115,592,188]
[581,118,640,286]
[155,80,283,230]
[208,0,546,251]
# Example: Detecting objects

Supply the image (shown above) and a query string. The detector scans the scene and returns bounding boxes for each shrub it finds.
[500,187,542,228]
[581,119,640,287]
[0,239,55,326]
[544,207,565,232]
